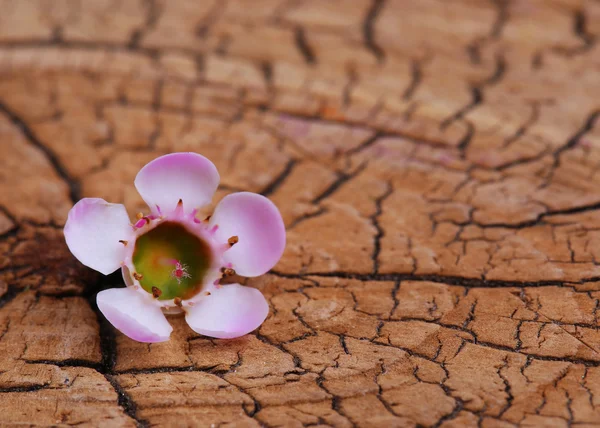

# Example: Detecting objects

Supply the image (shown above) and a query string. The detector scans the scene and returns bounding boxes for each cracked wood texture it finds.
[2,0,600,427]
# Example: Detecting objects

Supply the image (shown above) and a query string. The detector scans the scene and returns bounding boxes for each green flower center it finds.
[132,221,213,301]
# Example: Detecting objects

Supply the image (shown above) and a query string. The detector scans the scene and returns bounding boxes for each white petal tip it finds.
[185,284,269,339]
[97,288,173,343]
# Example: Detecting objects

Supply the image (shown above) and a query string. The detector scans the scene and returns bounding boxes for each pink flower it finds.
[64,153,285,343]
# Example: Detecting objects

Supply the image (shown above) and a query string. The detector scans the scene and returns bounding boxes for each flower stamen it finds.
[228,236,239,247]
[221,267,236,276]
[134,216,152,228]
[173,199,184,217]
[133,272,143,281]
[189,209,201,223]
[151,286,162,298]
[119,240,128,246]
[170,260,192,284]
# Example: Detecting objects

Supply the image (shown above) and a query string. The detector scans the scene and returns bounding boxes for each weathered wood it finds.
[1,0,600,426]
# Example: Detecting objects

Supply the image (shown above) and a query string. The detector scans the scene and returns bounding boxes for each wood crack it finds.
[363,0,386,63]
[0,102,80,203]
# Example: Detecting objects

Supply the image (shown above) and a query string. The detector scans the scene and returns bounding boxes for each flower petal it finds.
[64,198,133,275]
[210,192,285,276]
[97,287,173,343]
[134,152,220,215]
[185,283,269,339]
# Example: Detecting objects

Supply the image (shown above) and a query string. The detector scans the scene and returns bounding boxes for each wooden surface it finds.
[2,0,600,426]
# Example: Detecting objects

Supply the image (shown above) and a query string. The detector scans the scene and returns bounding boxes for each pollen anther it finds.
[221,267,236,276]
[119,240,128,246]
[170,261,191,284]
[228,236,239,247]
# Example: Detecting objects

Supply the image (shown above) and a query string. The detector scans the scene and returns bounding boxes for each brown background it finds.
[2,0,600,426]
